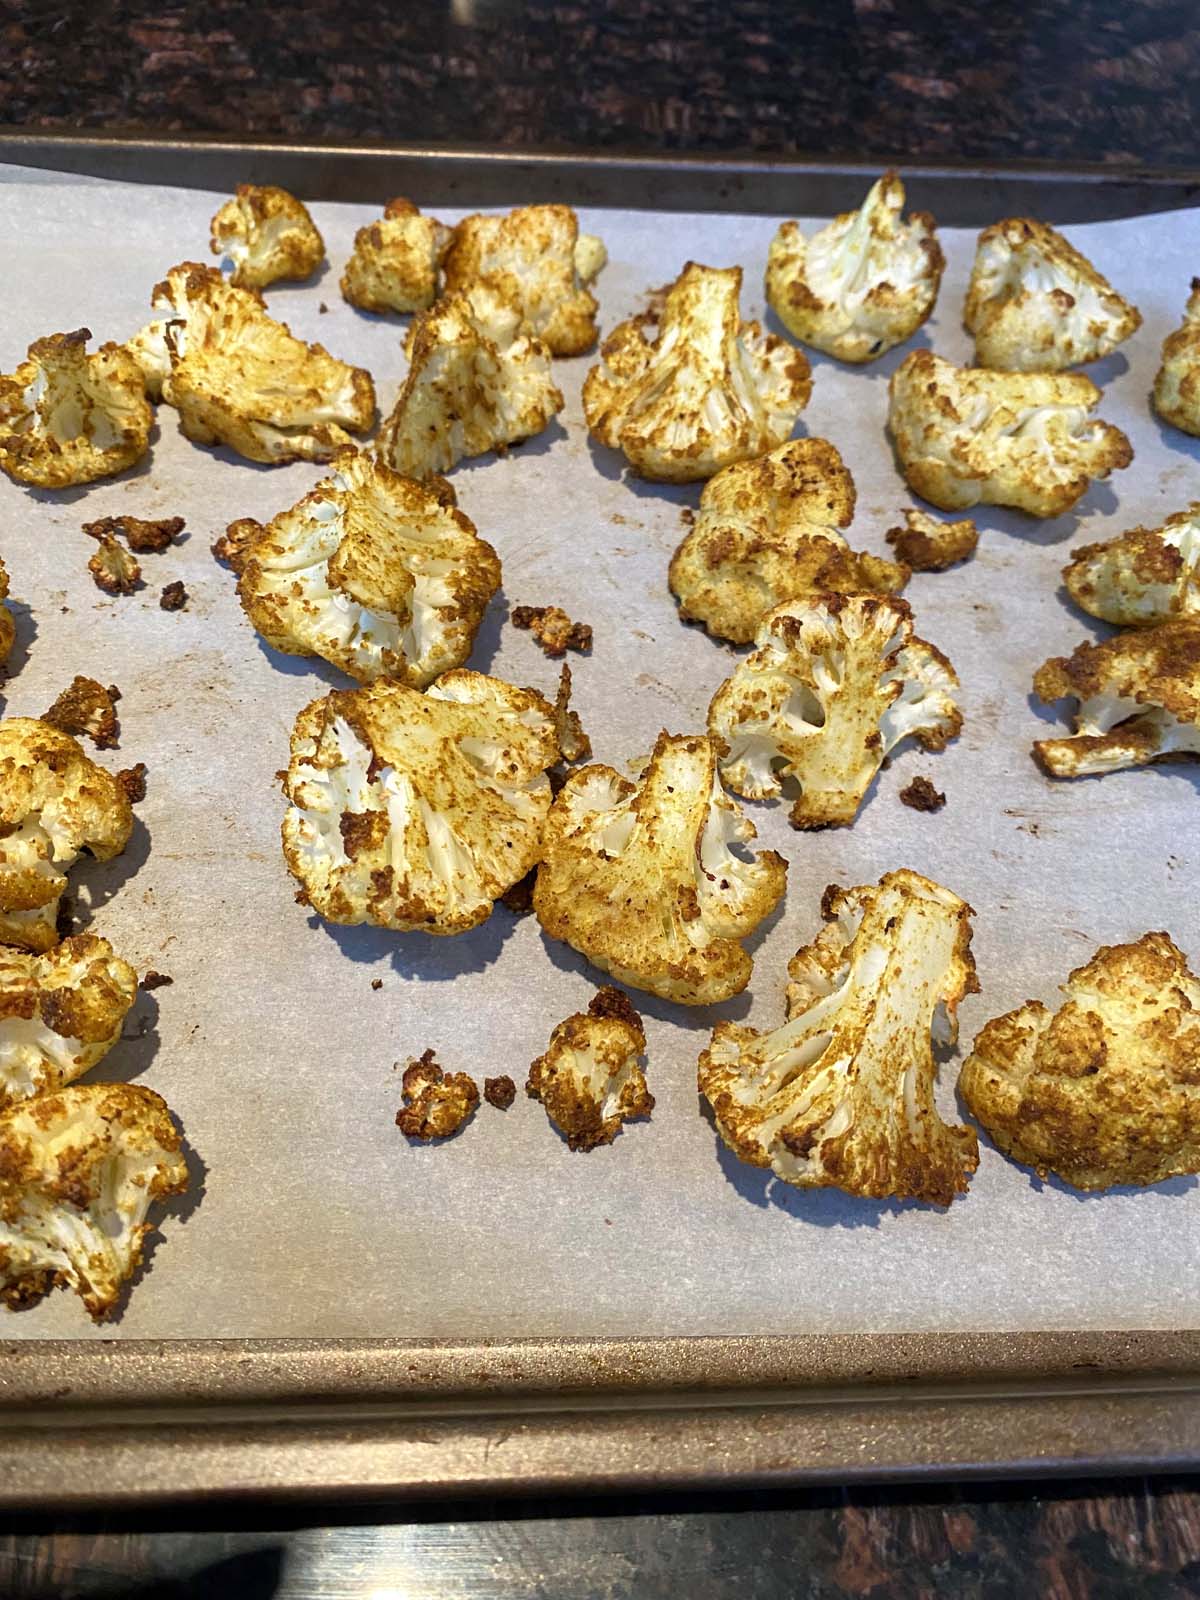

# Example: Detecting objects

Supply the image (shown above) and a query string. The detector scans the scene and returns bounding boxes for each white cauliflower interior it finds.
[236,451,501,686]
[699,869,979,1204]
[1064,504,1200,627]
[210,184,325,290]
[340,198,453,315]
[526,987,652,1150]
[765,171,944,363]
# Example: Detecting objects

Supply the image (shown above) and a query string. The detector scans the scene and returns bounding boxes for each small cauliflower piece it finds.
[886,508,978,573]
[699,869,979,1205]
[212,517,262,576]
[210,184,325,290]
[340,198,452,315]
[552,664,592,766]
[964,218,1140,371]
[534,731,786,1006]
[395,1048,479,1139]
[511,603,592,658]
[765,171,944,363]
[0,934,138,1112]
[442,204,606,357]
[669,439,907,644]
[43,677,120,749]
[282,671,557,935]
[82,513,184,554]
[236,450,501,686]
[128,263,374,465]
[1154,280,1200,436]
[378,283,564,478]
[0,560,13,667]
[0,1082,186,1320]
[86,530,141,596]
[1063,504,1200,627]
[0,330,152,489]
[960,932,1200,1190]
[709,595,961,829]
[527,986,652,1151]
[888,350,1132,517]
[1032,619,1200,779]
[583,262,811,483]
[0,719,133,953]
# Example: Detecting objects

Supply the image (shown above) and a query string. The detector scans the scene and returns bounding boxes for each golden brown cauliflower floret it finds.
[127,262,374,465]
[340,198,453,315]
[959,932,1200,1190]
[42,677,120,751]
[236,450,501,686]
[0,561,13,667]
[888,350,1132,518]
[583,262,811,483]
[885,508,979,573]
[1154,280,1200,436]
[669,439,907,645]
[0,934,138,1112]
[526,986,652,1151]
[964,218,1141,371]
[1063,504,1200,628]
[709,594,961,830]
[395,1048,479,1140]
[0,330,152,489]
[1032,619,1200,779]
[0,719,133,953]
[765,171,944,364]
[534,731,787,1006]
[0,1082,187,1321]
[378,283,564,478]
[699,869,979,1205]
[511,603,592,658]
[442,204,606,357]
[282,671,558,936]
[210,184,325,290]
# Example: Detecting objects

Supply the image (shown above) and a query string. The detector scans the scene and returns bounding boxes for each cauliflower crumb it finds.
[965,217,1141,371]
[115,763,147,805]
[699,869,980,1204]
[0,560,12,668]
[669,438,907,645]
[159,581,187,612]
[210,184,325,290]
[81,514,184,554]
[552,664,592,766]
[396,1048,479,1139]
[212,518,262,575]
[484,1074,517,1110]
[1154,280,1200,437]
[1062,503,1200,627]
[584,261,811,482]
[1032,619,1200,778]
[0,330,152,489]
[888,350,1132,517]
[340,198,452,315]
[526,987,651,1150]
[765,171,944,363]
[512,604,592,658]
[899,775,945,812]
[960,932,1200,1190]
[886,508,978,572]
[709,594,961,829]
[534,731,787,1005]
[42,677,120,749]
[141,970,173,990]
[86,533,141,596]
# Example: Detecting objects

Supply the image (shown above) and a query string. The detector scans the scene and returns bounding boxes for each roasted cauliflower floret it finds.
[340,198,452,315]
[526,986,652,1151]
[699,869,979,1204]
[888,350,1132,517]
[378,284,564,478]
[0,1082,186,1320]
[886,508,978,573]
[960,932,1200,1190]
[534,731,786,1006]
[395,1048,479,1139]
[282,672,558,935]
[709,595,961,830]
[1063,504,1200,627]
[765,172,944,363]
[669,438,907,645]
[583,262,811,483]
[1152,280,1200,436]
[43,676,120,749]
[0,719,133,953]
[129,263,374,465]
[209,184,325,290]
[442,204,606,357]
[236,450,501,686]
[964,218,1140,371]
[0,561,13,667]
[1032,620,1200,778]
[0,330,152,489]
[0,934,137,1112]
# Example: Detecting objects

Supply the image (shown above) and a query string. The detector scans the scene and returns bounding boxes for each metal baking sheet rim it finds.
[0,133,1198,1499]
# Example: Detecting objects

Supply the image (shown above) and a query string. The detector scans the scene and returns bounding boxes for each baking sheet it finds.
[0,164,1197,1343]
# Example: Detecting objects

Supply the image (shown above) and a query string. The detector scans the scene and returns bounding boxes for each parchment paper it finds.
[0,165,1197,1341]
